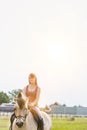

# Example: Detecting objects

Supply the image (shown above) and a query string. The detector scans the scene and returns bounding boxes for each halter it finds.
[14,92,30,122]
[15,112,29,121]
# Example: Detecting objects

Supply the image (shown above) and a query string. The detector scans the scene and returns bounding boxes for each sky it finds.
[0,0,87,107]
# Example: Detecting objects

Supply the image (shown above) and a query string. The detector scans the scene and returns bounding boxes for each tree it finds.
[0,91,10,104]
[8,89,22,102]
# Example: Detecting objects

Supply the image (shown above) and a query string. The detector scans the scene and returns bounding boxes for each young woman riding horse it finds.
[23,73,44,128]
[10,73,44,130]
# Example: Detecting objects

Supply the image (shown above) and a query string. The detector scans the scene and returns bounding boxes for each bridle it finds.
[15,114,28,121]
[14,108,29,122]
[14,92,30,122]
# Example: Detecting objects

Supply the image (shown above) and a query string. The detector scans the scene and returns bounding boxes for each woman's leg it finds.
[32,107,42,119]
[31,106,44,130]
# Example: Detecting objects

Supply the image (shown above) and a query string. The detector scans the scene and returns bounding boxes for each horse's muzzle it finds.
[16,121,23,128]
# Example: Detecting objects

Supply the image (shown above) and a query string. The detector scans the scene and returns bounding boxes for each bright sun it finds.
[46,43,72,75]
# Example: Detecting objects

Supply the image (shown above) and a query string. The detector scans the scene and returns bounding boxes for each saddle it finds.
[30,108,44,130]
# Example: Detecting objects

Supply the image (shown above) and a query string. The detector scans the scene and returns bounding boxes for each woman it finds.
[23,73,44,129]
[23,73,40,108]
[9,73,44,130]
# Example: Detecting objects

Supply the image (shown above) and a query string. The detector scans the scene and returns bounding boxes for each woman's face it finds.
[29,76,36,84]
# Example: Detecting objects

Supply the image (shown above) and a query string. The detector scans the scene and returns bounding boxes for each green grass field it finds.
[52,117,87,130]
[0,116,87,130]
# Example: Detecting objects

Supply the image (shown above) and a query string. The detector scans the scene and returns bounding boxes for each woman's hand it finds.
[29,102,36,107]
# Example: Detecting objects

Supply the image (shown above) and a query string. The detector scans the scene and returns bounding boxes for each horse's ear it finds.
[18,92,22,98]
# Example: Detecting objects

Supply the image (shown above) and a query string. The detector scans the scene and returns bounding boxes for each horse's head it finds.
[14,92,29,128]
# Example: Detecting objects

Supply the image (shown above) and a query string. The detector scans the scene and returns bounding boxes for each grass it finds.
[0,116,10,130]
[0,116,87,130]
[52,117,87,130]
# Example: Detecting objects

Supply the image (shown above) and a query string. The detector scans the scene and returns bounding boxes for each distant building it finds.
[50,104,87,116]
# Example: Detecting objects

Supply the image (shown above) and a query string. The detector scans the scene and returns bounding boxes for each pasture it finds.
[0,116,87,130]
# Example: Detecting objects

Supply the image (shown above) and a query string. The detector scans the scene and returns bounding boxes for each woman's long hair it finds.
[28,73,38,86]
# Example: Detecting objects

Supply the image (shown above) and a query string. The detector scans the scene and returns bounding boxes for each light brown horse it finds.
[12,92,52,130]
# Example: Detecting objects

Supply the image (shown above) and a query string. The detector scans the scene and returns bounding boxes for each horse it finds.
[11,92,52,130]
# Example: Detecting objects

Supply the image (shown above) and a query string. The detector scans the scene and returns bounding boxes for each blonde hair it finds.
[28,73,38,85]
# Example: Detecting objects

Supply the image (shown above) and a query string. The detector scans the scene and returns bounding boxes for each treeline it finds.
[0,89,22,104]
